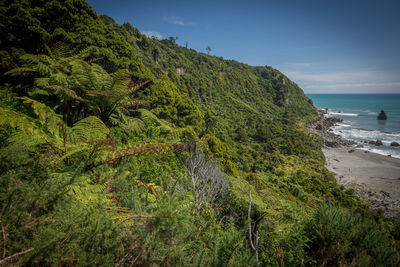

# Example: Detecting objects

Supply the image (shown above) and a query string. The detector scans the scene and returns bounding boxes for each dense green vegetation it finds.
[0,0,399,265]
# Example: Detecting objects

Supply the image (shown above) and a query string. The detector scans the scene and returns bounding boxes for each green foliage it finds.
[304,204,399,266]
[8,54,151,126]
[0,0,399,266]
[70,116,109,141]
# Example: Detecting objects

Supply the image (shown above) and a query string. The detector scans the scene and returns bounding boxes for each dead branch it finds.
[0,247,34,265]
[0,221,5,258]
[248,191,260,266]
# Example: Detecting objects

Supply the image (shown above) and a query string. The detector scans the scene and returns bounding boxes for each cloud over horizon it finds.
[282,70,400,93]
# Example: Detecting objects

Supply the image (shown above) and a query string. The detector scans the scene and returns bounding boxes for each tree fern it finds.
[1,97,113,166]
[139,108,163,127]
[128,118,146,133]
[67,176,110,206]
[0,106,60,148]
[70,116,109,142]
[65,174,137,225]
[19,97,63,137]
[8,54,150,125]
[109,111,146,134]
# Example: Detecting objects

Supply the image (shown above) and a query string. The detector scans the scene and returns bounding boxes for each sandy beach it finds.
[323,146,400,217]
[309,109,400,217]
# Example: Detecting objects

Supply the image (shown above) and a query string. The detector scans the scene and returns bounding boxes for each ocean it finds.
[307,94,400,159]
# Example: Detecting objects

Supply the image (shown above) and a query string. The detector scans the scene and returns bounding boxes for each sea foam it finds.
[329,112,358,116]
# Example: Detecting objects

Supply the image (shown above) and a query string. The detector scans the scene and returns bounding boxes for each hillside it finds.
[0,0,399,265]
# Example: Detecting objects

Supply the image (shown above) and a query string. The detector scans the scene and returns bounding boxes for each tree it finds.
[7,55,150,126]
[206,46,212,54]
[184,143,229,214]
[168,36,179,44]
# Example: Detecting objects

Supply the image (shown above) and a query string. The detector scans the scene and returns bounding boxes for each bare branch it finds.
[248,191,260,265]
[185,143,229,214]
[0,221,6,258]
[0,247,34,265]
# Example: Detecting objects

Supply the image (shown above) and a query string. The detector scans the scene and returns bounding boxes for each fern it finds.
[67,176,110,205]
[128,118,146,133]
[57,145,92,162]
[65,174,137,225]
[1,97,114,166]
[50,42,72,59]
[0,106,60,148]
[70,116,109,142]
[139,109,163,126]
[109,111,146,134]
[19,97,63,136]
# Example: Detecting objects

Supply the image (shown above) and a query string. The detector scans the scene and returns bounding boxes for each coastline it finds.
[310,109,400,218]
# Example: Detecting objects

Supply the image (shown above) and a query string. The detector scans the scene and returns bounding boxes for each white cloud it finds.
[284,71,400,83]
[306,82,400,89]
[163,16,192,26]
[281,70,400,93]
[142,31,163,40]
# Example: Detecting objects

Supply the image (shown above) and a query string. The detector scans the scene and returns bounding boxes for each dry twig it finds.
[0,247,34,265]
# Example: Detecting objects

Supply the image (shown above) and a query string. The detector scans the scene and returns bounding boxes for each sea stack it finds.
[377,110,387,120]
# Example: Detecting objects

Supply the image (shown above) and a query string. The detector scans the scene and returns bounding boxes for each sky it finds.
[86,0,400,94]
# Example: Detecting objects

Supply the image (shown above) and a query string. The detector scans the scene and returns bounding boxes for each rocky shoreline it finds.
[308,108,355,147]
[309,108,400,218]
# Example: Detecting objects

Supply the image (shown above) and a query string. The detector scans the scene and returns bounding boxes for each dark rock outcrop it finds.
[324,140,339,148]
[308,109,354,148]
[375,140,383,146]
[369,141,376,145]
[377,110,387,120]
[390,141,400,147]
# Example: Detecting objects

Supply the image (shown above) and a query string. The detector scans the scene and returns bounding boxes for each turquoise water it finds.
[307,94,400,158]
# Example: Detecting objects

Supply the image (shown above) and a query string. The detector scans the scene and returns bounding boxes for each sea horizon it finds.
[307,93,400,159]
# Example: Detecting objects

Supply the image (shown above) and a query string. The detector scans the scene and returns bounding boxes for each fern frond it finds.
[4,66,37,76]
[34,77,50,87]
[139,109,163,126]
[126,79,151,95]
[127,118,146,133]
[19,54,48,65]
[7,130,49,148]
[43,85,85,102]
[67,176,109,205]
[158,118,173,128]
[27,88,51,97]
[0,106,61,148]
[71,116,110,142]
[19,97,63,136]
[111,69,131,87]
[51,41,71,59]
[157,125,173,135]
[120,98,146,108]
[57,145,91,162]
[87,90,115,98]
[36,62,53,76]
[71,60,109,92]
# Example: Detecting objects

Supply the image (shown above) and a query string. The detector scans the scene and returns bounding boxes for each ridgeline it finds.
[0,0,399,265]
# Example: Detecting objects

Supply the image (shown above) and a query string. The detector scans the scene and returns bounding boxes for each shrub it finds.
[304,204,399,266]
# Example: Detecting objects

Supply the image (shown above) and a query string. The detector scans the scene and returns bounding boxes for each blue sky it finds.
[87,0,400,94]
